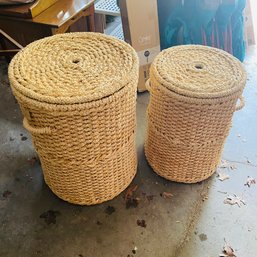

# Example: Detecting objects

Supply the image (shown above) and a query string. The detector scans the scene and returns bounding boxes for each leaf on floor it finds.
[125,185,140,209]
[132,246,138,254]
[224,194,246,207]
[219,159,230,168]
[218,160,237,171]
[160,192,173,199]
[218,172,230,181]
[137,219,146,228]
[39,210,61,225]
[2,190,12,198]
[125,184,138,201]
[219,243,237,257]
[244,176,256,187]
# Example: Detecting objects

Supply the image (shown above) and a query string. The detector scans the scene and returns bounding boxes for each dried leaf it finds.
[132,246,138,254]
[137,219,146,228]
[224,194,246,207]
[161,192,173,199]
[218,173,230,181]
[125,185,140,209]
[219,243,237,257]
[219,160,229,168]
[218,160,237,171]
[125,185,138,201]
[244,176,256,187]
[2,190,12,198]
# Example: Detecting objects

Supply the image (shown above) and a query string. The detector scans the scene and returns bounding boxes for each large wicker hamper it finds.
[145,45,247,183]
[8,33,139,205]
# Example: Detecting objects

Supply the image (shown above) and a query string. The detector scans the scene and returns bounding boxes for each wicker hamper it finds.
[145,45,247,183]
[9,33,139,205]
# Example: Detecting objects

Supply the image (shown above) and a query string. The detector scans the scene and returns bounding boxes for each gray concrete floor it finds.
[0,46,257,257]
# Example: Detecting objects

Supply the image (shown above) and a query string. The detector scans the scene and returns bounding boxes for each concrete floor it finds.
[0,46,257,257]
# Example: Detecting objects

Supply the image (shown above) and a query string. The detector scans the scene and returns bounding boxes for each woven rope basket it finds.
[9,32,139,205]
[145,45,247,183]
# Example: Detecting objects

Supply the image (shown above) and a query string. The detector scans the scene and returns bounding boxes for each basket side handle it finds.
[235,95,245,111]
[145,79,151,91]
[23,118,52,135]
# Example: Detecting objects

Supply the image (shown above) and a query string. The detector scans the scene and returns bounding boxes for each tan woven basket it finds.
[145,45,247,183]
[9,32,139,205]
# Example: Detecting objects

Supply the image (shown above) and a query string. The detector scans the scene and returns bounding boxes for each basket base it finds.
[144,143,219,184]
[44,165,137,205]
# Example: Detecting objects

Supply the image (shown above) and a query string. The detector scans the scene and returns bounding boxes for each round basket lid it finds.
[9,33,138,104]
[151,45,246,98]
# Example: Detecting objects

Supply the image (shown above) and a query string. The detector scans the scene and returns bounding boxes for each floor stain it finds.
[105,205,115,215]
[198,233,208,241]
[2,190,12,198]
[39,210,61,225]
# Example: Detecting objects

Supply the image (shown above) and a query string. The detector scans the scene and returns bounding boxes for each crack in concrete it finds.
[226,159,257,168]
[171,179,212,257]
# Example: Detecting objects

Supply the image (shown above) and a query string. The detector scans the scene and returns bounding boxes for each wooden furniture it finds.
[0,0,59,18]
[0,29,23,57]
[0,0,95,49]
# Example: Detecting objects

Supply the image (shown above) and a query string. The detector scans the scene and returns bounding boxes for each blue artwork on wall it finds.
[157,0,246,61]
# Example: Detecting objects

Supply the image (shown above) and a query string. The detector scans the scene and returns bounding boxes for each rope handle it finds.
[235,95,245,111]
[23,118,52,135]
[145,79,151,91]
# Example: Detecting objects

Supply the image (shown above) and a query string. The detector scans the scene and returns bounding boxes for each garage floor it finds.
[0,46,257,257]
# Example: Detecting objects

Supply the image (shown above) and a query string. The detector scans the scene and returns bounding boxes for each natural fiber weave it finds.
[145,45,247,183]
[9,32,139,205]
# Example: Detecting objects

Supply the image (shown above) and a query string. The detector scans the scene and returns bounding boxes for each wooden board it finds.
[0,0,58,18]
[29,0,58,18]
[32,0,94,27]
[0,2,34,18]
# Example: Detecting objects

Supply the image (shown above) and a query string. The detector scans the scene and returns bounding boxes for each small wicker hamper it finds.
[8,33,139,205]
[145,45,247,183]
